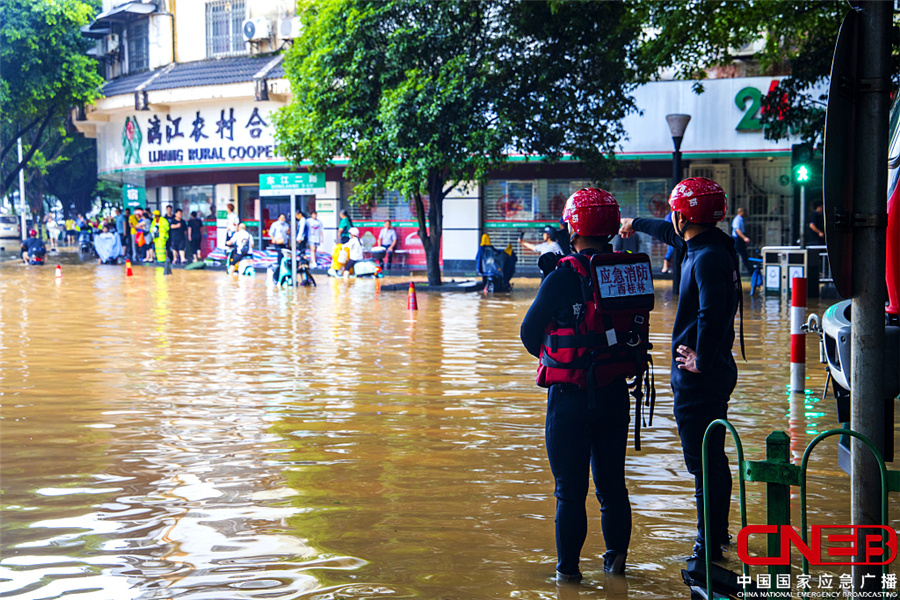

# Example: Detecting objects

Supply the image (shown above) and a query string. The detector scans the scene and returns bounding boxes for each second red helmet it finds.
[668,177,727,223]
[562,188,621,237]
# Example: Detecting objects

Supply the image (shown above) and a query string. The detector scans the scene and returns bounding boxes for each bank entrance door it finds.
[260,197,319,249]
[260,197,288,249]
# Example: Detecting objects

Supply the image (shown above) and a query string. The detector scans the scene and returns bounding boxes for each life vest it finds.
[536,251,656,449]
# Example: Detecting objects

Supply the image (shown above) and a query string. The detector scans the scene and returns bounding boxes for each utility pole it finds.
[290,193,297,286]
[17,138,27,241]
[850,0,890,592]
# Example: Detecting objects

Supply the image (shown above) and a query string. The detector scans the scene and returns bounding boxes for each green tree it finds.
[0,0,103,200]
[634,1,900,144]
[39,132,106,217]
[275,0,641,285]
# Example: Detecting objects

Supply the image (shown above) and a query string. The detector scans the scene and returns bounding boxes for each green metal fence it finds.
[700,420,895,597]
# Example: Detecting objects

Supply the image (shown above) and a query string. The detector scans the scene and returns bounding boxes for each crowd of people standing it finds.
[123,206,204,265]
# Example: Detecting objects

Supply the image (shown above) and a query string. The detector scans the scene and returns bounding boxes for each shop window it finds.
[484,181,539,222]
[174,185,216,221]
[484,179,583,272]
[126,19,149,73]
[238,186,260,221]
[342,183,425,224]
[206,0,247,58]
[729,160,793,247]
[235,185,262,249]
[483,178,671,273]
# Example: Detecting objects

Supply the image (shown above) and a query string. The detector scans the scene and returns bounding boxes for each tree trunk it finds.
[1,108,56,198]
[413,170,446,286]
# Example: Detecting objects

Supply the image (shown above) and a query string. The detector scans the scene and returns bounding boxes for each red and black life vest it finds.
[537,251,656,449]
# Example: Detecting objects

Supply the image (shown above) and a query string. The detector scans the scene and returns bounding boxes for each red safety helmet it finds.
[28,229,37,237]
[562,188,621,237]
[668,177,727,223]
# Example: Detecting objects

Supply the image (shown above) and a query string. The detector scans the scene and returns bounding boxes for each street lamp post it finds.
[667,114,691,185]
[666,114,691,294]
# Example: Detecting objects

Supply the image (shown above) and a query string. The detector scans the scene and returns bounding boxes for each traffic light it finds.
[792,143,813,186]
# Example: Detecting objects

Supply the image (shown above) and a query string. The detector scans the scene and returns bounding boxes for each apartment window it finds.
[206,0,246,57]
[127,19,149,73]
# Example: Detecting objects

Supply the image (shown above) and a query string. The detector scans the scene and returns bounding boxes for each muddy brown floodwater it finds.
[1,256,896,599]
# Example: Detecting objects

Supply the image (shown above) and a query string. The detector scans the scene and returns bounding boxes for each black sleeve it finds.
[632,218,684,251]
[520,268,577,357]
[694,254,733,372]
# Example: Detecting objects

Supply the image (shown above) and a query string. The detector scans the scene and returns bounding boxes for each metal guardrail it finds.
[699,420,894,596]
[799,429,890,577]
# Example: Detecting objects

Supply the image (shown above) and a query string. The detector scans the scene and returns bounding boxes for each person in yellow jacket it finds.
[127,209,141,262]
[150,210,170,262]
[65,218,76,246]
[328,243,345,277]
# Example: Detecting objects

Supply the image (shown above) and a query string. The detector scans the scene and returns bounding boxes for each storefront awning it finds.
[81,24,110,39]
[86,1,157,33]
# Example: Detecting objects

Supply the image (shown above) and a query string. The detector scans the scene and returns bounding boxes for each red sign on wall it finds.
[355,223,432,268]
[201,222,217,257]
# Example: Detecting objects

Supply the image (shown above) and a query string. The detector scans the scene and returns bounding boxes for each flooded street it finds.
[1,255,894,599]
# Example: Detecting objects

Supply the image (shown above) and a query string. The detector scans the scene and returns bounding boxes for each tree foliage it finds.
[275,0,642,284]
[634,0,900,144]
[0,0,103,200]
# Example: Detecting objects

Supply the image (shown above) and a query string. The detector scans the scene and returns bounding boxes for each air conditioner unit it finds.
[279,17,301,39]
[242,17,271,42]
[105,33,120,53]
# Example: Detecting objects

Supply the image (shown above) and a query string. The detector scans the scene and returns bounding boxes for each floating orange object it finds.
[407,282,418,311]
[126,259,133,277]
[55,265,62,278]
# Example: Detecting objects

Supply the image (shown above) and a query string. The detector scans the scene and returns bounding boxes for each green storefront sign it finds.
[123,184,146,209]
[258,173,327,196]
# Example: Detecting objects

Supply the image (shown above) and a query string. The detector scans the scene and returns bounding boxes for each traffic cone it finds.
[55,264,62,278]
[407,282,418,310]
[126,259,133,277]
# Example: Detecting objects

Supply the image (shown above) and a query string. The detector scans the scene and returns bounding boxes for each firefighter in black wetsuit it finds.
[620,177,740,562]
[521,189,655,581]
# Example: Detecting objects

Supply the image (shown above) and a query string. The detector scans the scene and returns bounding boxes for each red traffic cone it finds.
[126,259,133,277]
[407,282,418,310]
[55,264,62,278]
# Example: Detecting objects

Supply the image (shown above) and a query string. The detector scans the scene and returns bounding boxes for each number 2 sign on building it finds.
[734,78,805,133]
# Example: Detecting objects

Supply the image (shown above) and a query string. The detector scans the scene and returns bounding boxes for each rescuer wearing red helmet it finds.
[522,188,656,581]
[620,177,741,562]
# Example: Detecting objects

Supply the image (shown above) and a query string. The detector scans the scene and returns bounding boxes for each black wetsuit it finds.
[631,218,739,549]
[521,247,631,577]
[555,226,572,255]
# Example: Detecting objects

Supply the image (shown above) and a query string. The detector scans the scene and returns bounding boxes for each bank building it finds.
[76,0,809,275]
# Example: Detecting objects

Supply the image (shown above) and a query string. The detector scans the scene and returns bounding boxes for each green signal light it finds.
[795,165,809,183]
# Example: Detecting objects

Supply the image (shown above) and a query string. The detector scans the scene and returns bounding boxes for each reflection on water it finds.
[0,258,894,599]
